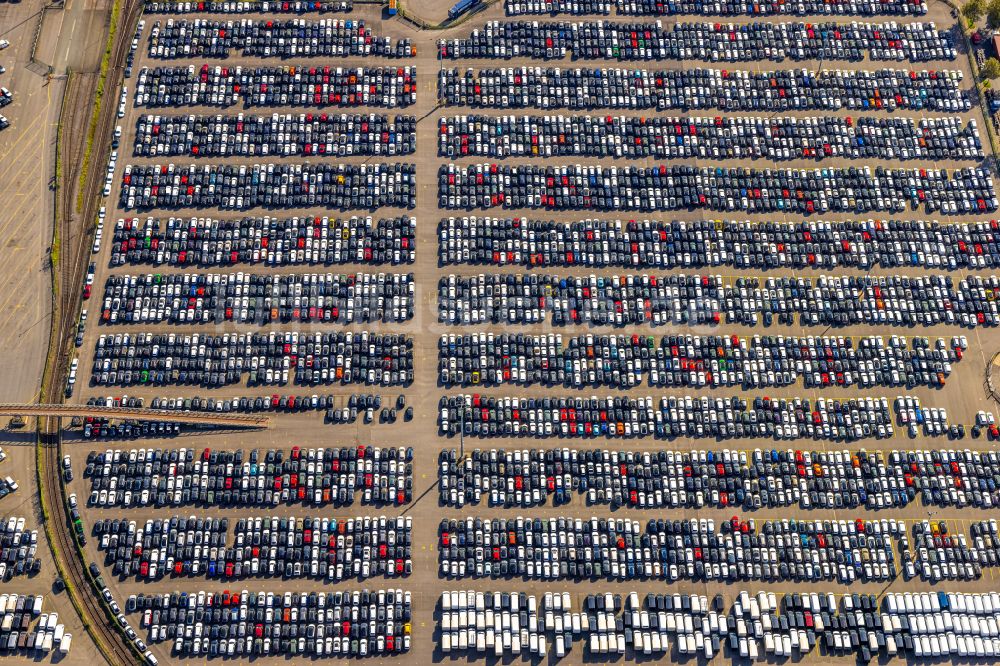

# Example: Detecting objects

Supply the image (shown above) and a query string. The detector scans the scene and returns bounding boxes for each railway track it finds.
[39,424,134,666]
[59,0,144,331]
[37,1,148,665]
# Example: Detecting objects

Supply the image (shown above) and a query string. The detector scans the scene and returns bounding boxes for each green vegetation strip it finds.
[956,0,1000,161]
[53,108,62,191]
[76,0,122,213]
[50,233,60,271]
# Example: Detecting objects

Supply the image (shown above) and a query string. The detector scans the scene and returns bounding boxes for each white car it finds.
[0,40,9,50]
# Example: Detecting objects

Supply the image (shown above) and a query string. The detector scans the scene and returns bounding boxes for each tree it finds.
[982,57,1000,80]
[965,0,986,22]
[988,0,1000,28]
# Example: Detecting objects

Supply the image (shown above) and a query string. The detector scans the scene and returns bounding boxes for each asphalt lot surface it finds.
[57,1,1000,664]
[0,0,62,404]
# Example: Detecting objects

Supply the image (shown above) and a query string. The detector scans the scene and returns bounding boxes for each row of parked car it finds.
[0,597,70,657]
[438,114,982,161]
[136,64,417,108]
[85,445,412,507]
[439,20,953,62]
[81,395,198,438]
[130,589,412,657]
[437,217,1000,270]
[439,66,968,112]
[120,162,417,211]
[733,587,991,659]
[100,271,415,324]
[504,0,929,16]
[438,332,961,389]
[442,589,1000,661]
[135,113,417,157]
[145,391,400,416]
[95,514,412,581]
[438,163,995,214]
[438,273,1000,328]
[0,518,40,580]
[145,1,354,13]
[92,331,414,387]
[110,215,415,266]
[98,418,338,444]
[123,19,146,80]
[438,515,903,582]
[87,391,410,425]
[150,18,414,59]
[84,562,156,663]
[82,418,183,440]
[83,393,411,430]
[326,393,413,425]
[439,393,903,441]
[908,519,995,583]
[438,445,1000,510]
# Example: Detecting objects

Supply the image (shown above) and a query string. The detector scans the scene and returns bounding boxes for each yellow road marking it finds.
[0,113,48,179]
[0,80,51,167]
[0,265,43,312]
